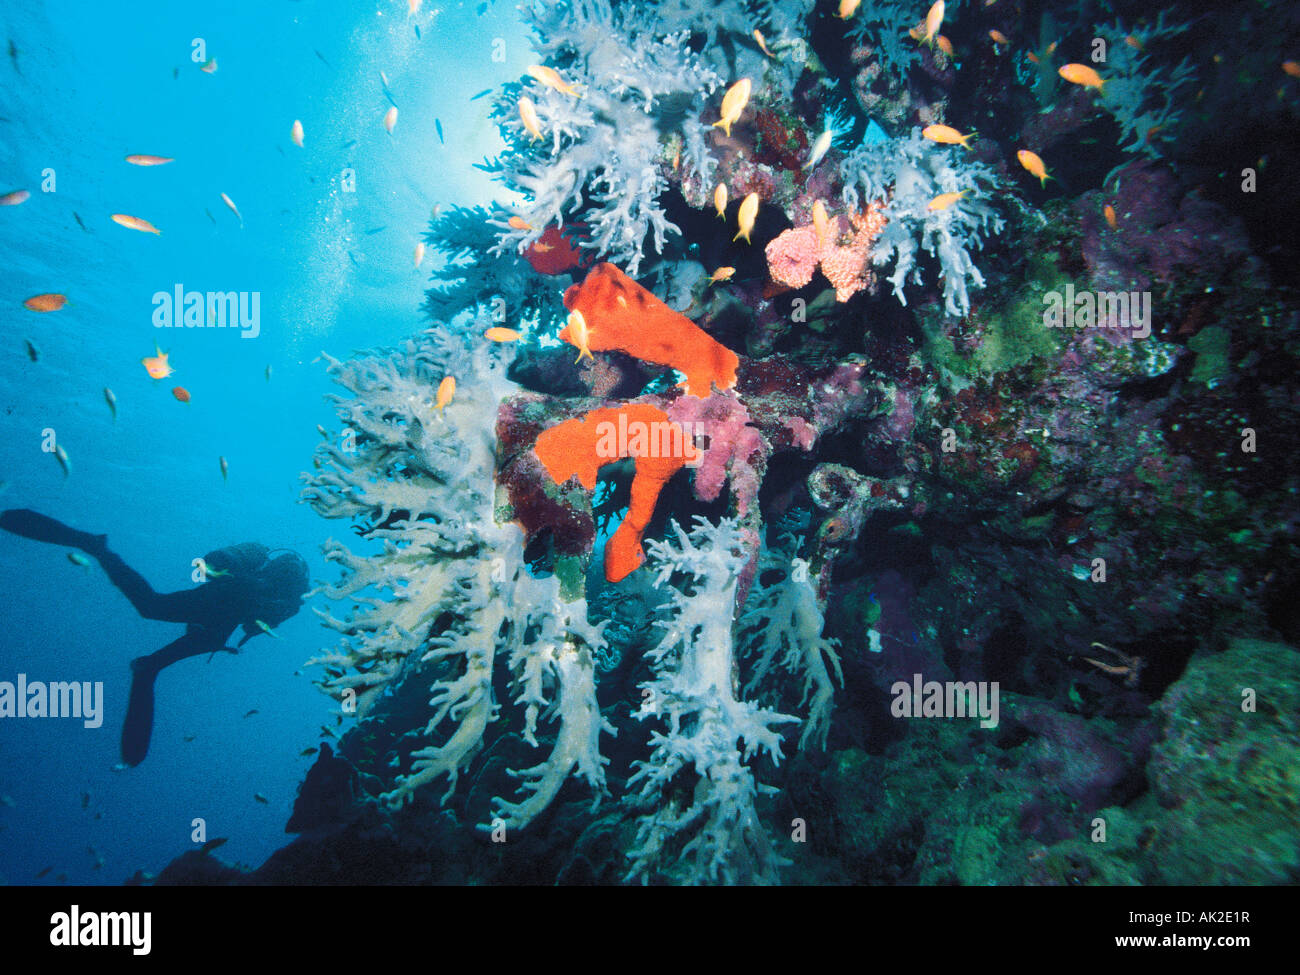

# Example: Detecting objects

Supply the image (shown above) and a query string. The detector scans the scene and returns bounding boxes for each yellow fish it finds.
[142,346,173,379]
[111,213,161,235]
[384,106,398,133]
[927,189,968,211]
[712,78,751,138]
[1059,63,1105,92]
[567,309,594,363]
[753,30,775,58]
[436,375,455,412]
[837,0,862,19]
[519,97,543,141]
[291,120,304,147]
[709,266,735,284]
[508,215,534,231]
[1016,149,1051,187]
[920,1,944,47]
[526,65,581,97]
[485,327,523,342]
[812,199,829,248]
[125,154,174,166]
[922,124,975,150]
[714,182,728,220]
[734,192,759,243]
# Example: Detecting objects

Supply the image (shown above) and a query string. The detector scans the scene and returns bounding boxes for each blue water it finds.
[0,0,530,884]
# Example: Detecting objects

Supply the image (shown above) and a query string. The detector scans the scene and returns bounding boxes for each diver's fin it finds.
[0,509,106,554]
[121,658,159,767]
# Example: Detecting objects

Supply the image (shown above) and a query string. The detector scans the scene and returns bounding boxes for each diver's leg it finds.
[0,508,107,551]
[121,630,224,766]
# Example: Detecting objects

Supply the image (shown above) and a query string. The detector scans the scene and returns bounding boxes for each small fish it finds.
[8,38,19,75]
[73,211,89,232]
[314,48,332,69]
[507,215,534,231]
[219,455,229,481]
[919,1,944,47]
[265,364,272,382]
[300,747,318,757]
[804,125,834,171]
[753,30,775,59]
[708,266,735,284]
[23,293,67,312]
[470,88,493,101]
[485,327,522,342]
[111,213,161,235]
[81,792,90,809]
[243,709,258,718]
[436,118,444,143]
[347,250,361,267]
[567,309,594,364]
[36,866,52,879]
[104,387,117,421]
[201,561,230,579]
[927,189,968,211]
[254,619,279,638]
[431,203,442,220]
[67,551,91,567]
[1125,35,1144,52]
[733,191,759,243]
[1059,63,1105,92]
[320,724,338,739]
[0,189,29,206]
[23,339,39,362]
[200,57,217,74]
[1026,51,1040,64]
[1016,149,1052,187]
[125,154,174,166]
[409,0,421,16]
[316,424,329,439]
[1104,204,1117,230]
[291,119,304,147]
[364,225,387,236]
[204,208,216,225]
[436,375,456,412]
[55,444,71,477]
[714,182,728,219]
[518,97,542,141]
[1046,41,1057,56]
[836,0,861,19]
[253,793,268,804]
[525,64,581,98]
[384,106,398,134]
[142,347,173,379]
[922,124,975,150]
[812,199,829,248]
[220,192,243,227]
[712,78,751,138]
[1284,61,1300,78]
[183,734,197,742]
[989,29,1009,46]
[414,241,426,267]
[172,386,191,403]
[200,837,228,853]
[414,24,421,40]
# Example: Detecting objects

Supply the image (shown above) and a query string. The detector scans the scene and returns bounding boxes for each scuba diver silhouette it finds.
[0,509,309,767]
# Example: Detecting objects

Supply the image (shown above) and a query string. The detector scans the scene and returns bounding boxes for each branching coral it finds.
[1094,13,1196,159]
[301,322,613,828]
[839,127,1004,316]
[626,517,799,884]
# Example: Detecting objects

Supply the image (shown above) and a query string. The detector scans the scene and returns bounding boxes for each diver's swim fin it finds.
[121,657,159,767]
[0,508,106,554]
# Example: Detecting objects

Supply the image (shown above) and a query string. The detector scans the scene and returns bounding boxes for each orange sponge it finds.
[560,263,740,398]
[534,404,687,582]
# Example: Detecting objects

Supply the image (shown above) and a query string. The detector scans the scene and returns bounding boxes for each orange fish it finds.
[936,35,954,57]
[566,309,594,363]
[1026,51,1040,64]
[142,347,173,380]
[518,97,543,141]
[1104,204,1117,230]
[125,154,174,166]
[927,190,968,211]
[1059,63,1105,92]
[384,106,398,134]
[989,30,1009,46]
[1017,149,1051,186]
[23,293,67,312]
[712,78,751,138]
[922,124,975,150]
[919,0,944,47]
[111,213,161,235]
[714,182,728,219]
[1125,35,1143,51]
[0,189,30,206]
[485,327,523,342]
[708,266,735,284]
[1284,61,1300,78]
[435,375,455,412]
[507,216,534,231]
[172,386,191,403]
[291,120,304,147]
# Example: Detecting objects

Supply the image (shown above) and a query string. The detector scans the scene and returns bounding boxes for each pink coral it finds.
[763,204,888,302]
